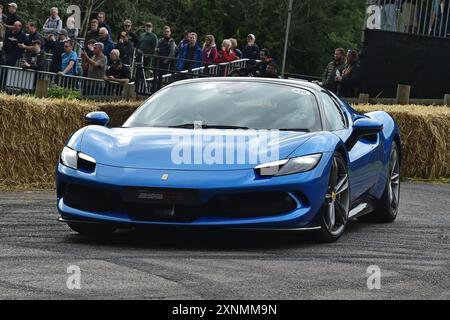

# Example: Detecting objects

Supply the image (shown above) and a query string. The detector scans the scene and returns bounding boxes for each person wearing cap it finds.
[81,42,107,80]
[242,33,260,60]
[21,39,45,71]
[3,21,25,66]
[43,7,63,37]
[138,22,158,74]
[105,59,131,85]
[119,20,138,47]
[2,3,22,30]
[116,31,134,65]
[46,29,69,73]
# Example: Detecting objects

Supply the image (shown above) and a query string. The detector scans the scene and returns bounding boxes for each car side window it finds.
[321,92,346,131]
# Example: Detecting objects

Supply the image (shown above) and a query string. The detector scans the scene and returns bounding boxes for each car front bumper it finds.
[56,153,332,230]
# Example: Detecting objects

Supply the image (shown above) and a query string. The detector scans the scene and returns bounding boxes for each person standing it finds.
[58,39,78,76]
[81,42,107,79]
[154,26,176,91]
[81,42,107,96]
[336,49,361,98]
[19,22,45,53]
[2,3,22,31]
[46,29,68,73]
[116,32,134,65]
[202,34,218,66]
[176,32,202,72]
[43,7,63,37]
[242,34,260,60]
[21,39,45,71]
[85,19,99,43]
[3,21,25,66]
[230,38,242,59]
[138,22,158,75]
[97,12,111,34]
[322,48,346,94]
[98,27,115,59]
[119,20,138,47]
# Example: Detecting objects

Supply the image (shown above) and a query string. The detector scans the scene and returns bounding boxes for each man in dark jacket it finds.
[19,22,45,53]
[154,26,176,91]
[85,19,99,43]
[322,48,345,94]
[3,21,25,66]
[118,20,139,47]
[97,12,111,34]
[242,34,260,60]
[116,32,134,65]
[46,29,68,72]
[21,39,45,71]
[336,49,361,98]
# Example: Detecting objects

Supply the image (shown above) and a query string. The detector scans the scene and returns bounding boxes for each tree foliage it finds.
[5,0,365,75]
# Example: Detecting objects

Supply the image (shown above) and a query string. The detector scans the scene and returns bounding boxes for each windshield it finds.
[124,81,322,131]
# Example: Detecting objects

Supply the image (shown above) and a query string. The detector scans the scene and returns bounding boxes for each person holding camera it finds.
[21,39,44,71]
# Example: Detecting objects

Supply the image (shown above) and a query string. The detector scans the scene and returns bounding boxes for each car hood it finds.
[79,126,315,171]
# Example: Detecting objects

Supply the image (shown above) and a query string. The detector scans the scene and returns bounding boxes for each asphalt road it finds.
[0,182,448,300]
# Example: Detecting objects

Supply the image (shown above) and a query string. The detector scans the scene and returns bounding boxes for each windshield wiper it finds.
[278,128,311,132]
[168,124,250,130]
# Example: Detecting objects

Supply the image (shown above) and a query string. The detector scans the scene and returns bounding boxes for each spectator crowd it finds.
[0,2,361,97]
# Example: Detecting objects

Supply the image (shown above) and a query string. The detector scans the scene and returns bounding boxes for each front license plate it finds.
[123,187,201,206]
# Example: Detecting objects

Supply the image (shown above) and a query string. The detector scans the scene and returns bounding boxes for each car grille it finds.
[62,184,298,222]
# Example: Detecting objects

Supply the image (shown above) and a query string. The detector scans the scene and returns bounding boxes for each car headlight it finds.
[255,154,322,177]
[60,146,96,172]
[60,146,78,170]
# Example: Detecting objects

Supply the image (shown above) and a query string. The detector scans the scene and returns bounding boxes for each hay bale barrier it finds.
[0,93,448,189]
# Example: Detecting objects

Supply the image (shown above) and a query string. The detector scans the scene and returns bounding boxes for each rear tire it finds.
[68,223,116,236]
[316,152,350,243]
[359,143,400,223]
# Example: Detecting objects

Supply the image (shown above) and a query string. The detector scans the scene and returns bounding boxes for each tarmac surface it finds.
[0,182,448,300]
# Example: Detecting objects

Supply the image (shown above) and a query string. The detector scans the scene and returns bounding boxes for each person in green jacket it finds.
[138,22,158,77]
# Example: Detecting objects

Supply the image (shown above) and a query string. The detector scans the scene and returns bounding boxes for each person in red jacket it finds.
[214,39,236,63]
[215,39,237,76]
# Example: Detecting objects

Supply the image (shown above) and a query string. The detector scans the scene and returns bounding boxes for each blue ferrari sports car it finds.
[57,78,402,242]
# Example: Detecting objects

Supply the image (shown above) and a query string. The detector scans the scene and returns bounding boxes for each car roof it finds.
[164,77,324,94]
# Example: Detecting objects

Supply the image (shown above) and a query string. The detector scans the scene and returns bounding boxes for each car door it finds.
[320,92,381,203]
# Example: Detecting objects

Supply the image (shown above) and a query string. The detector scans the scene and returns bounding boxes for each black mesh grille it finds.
[63,184,298,221]
[207,191,297,218]
[63,184,124,213]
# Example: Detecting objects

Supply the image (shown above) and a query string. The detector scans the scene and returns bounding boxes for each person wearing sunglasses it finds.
[58,39,77,76]
[119,19,138,47]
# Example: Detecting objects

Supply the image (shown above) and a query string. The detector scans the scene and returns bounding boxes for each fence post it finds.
[444,94,450,106]
[396,84,411,105]
[35,79,49,98]
[122,83,136,100]
[358,93,370,104]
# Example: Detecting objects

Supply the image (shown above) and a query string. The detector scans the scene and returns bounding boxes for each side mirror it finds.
[346,118,383,151]
[85,112,110,127]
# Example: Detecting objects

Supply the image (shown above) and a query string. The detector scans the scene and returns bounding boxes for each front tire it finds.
[316,153,350,243]
[68,223,116,236]
[359,143,400,223]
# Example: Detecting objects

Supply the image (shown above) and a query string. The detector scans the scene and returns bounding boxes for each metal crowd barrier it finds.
[135,58,254,96]
[366,0,450,37]
[0,65,126,99]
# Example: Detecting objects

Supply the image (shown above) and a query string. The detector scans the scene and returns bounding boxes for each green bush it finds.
[47,84,81,100]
